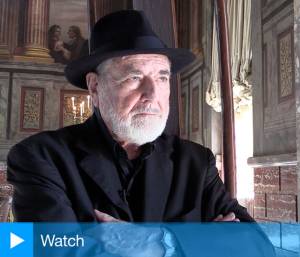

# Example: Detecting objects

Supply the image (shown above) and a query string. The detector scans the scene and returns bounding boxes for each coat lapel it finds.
[142,138,174,221]
[74,115,133,220]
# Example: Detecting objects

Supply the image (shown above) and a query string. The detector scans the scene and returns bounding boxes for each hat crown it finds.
[64,10,195,89]
[91,10,160,52]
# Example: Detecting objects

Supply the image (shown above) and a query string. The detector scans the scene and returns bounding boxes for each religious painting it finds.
[180,82,189,139]
[20,87,44,132]
[60,90,92,127]
[277,27,294,102]
[48,0,89,64]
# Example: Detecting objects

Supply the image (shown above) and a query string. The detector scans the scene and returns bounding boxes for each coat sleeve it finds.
[201,148,254,222]
[7,142,78,222]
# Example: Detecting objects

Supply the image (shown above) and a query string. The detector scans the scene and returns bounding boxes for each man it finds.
[66,25,87,61]
[7,10,252,223]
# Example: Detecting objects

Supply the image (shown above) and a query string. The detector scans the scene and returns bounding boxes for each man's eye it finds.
[159,77,169,82]
[130,76,142,81]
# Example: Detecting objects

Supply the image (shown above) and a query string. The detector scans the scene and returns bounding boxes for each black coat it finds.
[7,114,253,222]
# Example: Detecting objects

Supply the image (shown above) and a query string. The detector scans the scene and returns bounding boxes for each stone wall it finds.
[254,166,297,222]
[253,164,299,257]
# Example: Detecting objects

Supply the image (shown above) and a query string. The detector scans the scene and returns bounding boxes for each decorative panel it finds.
[20,87,44,132]
[191,86,199,132]
[263,44,268,107]
[0,72,9,139]
[60,90,92,127]
[180,81,189,139]
[258,2,296,155]
[278,27,294,102]
[189,70,203,144]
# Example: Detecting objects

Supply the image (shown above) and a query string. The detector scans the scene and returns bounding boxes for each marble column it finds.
[18,0,52,63]
[0,0,11,59]
[7,0,20,56]
[294,0,300,220]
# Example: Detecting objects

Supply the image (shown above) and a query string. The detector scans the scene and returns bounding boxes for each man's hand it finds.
[213,212,240,222]
[94,209,122,222]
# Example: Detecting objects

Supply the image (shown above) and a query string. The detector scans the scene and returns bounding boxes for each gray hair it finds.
[96,59,112,75]
[95,58,119,88]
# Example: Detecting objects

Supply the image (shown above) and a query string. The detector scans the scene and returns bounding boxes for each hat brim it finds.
[64,48,195,89]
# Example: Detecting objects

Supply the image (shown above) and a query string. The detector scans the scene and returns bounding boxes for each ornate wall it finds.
[251,0,298,255]
[251,0,296,158]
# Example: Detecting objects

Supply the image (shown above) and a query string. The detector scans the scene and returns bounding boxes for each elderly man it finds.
[7,10,252,223]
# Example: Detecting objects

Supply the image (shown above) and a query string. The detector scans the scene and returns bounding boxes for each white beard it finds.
[98,93,168,146]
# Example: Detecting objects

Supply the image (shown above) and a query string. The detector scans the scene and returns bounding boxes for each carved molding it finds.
[20,87,44,132]
[248,153,297,167]
[277,27,294,102]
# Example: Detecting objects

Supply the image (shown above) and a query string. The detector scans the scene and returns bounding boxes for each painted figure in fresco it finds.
[48,24,70,64]
[66,25,87,61]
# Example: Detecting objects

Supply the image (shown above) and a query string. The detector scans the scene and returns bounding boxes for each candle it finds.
[82,101,85,114]
[87,95,90,109]
[81,103,83,117]
[71,97,75,108]
[72,105,76,119]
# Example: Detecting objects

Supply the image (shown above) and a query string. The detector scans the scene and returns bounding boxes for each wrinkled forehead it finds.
[96,54,171,77]
[112,54,170,69]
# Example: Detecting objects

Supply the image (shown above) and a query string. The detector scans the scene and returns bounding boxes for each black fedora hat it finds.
[65,10,195,89]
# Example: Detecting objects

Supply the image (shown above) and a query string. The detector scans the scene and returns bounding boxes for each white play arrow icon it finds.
[10,232,25,249]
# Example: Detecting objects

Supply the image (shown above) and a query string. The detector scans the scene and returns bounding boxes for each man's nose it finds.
[140,76,157,100]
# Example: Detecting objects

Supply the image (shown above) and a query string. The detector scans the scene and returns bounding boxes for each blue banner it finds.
[0,222,299,257]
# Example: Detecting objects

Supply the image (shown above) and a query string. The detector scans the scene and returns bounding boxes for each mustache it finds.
[131,106,160,114]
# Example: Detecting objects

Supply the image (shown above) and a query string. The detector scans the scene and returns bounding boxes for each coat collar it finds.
[72,112,174,221]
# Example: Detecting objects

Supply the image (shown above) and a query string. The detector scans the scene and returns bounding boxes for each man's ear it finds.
[86,72,99,107]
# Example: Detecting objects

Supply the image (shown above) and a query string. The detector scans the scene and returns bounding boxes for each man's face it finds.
[68,29,76,39]
[88,54,171,145]
[54,28,61,38]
